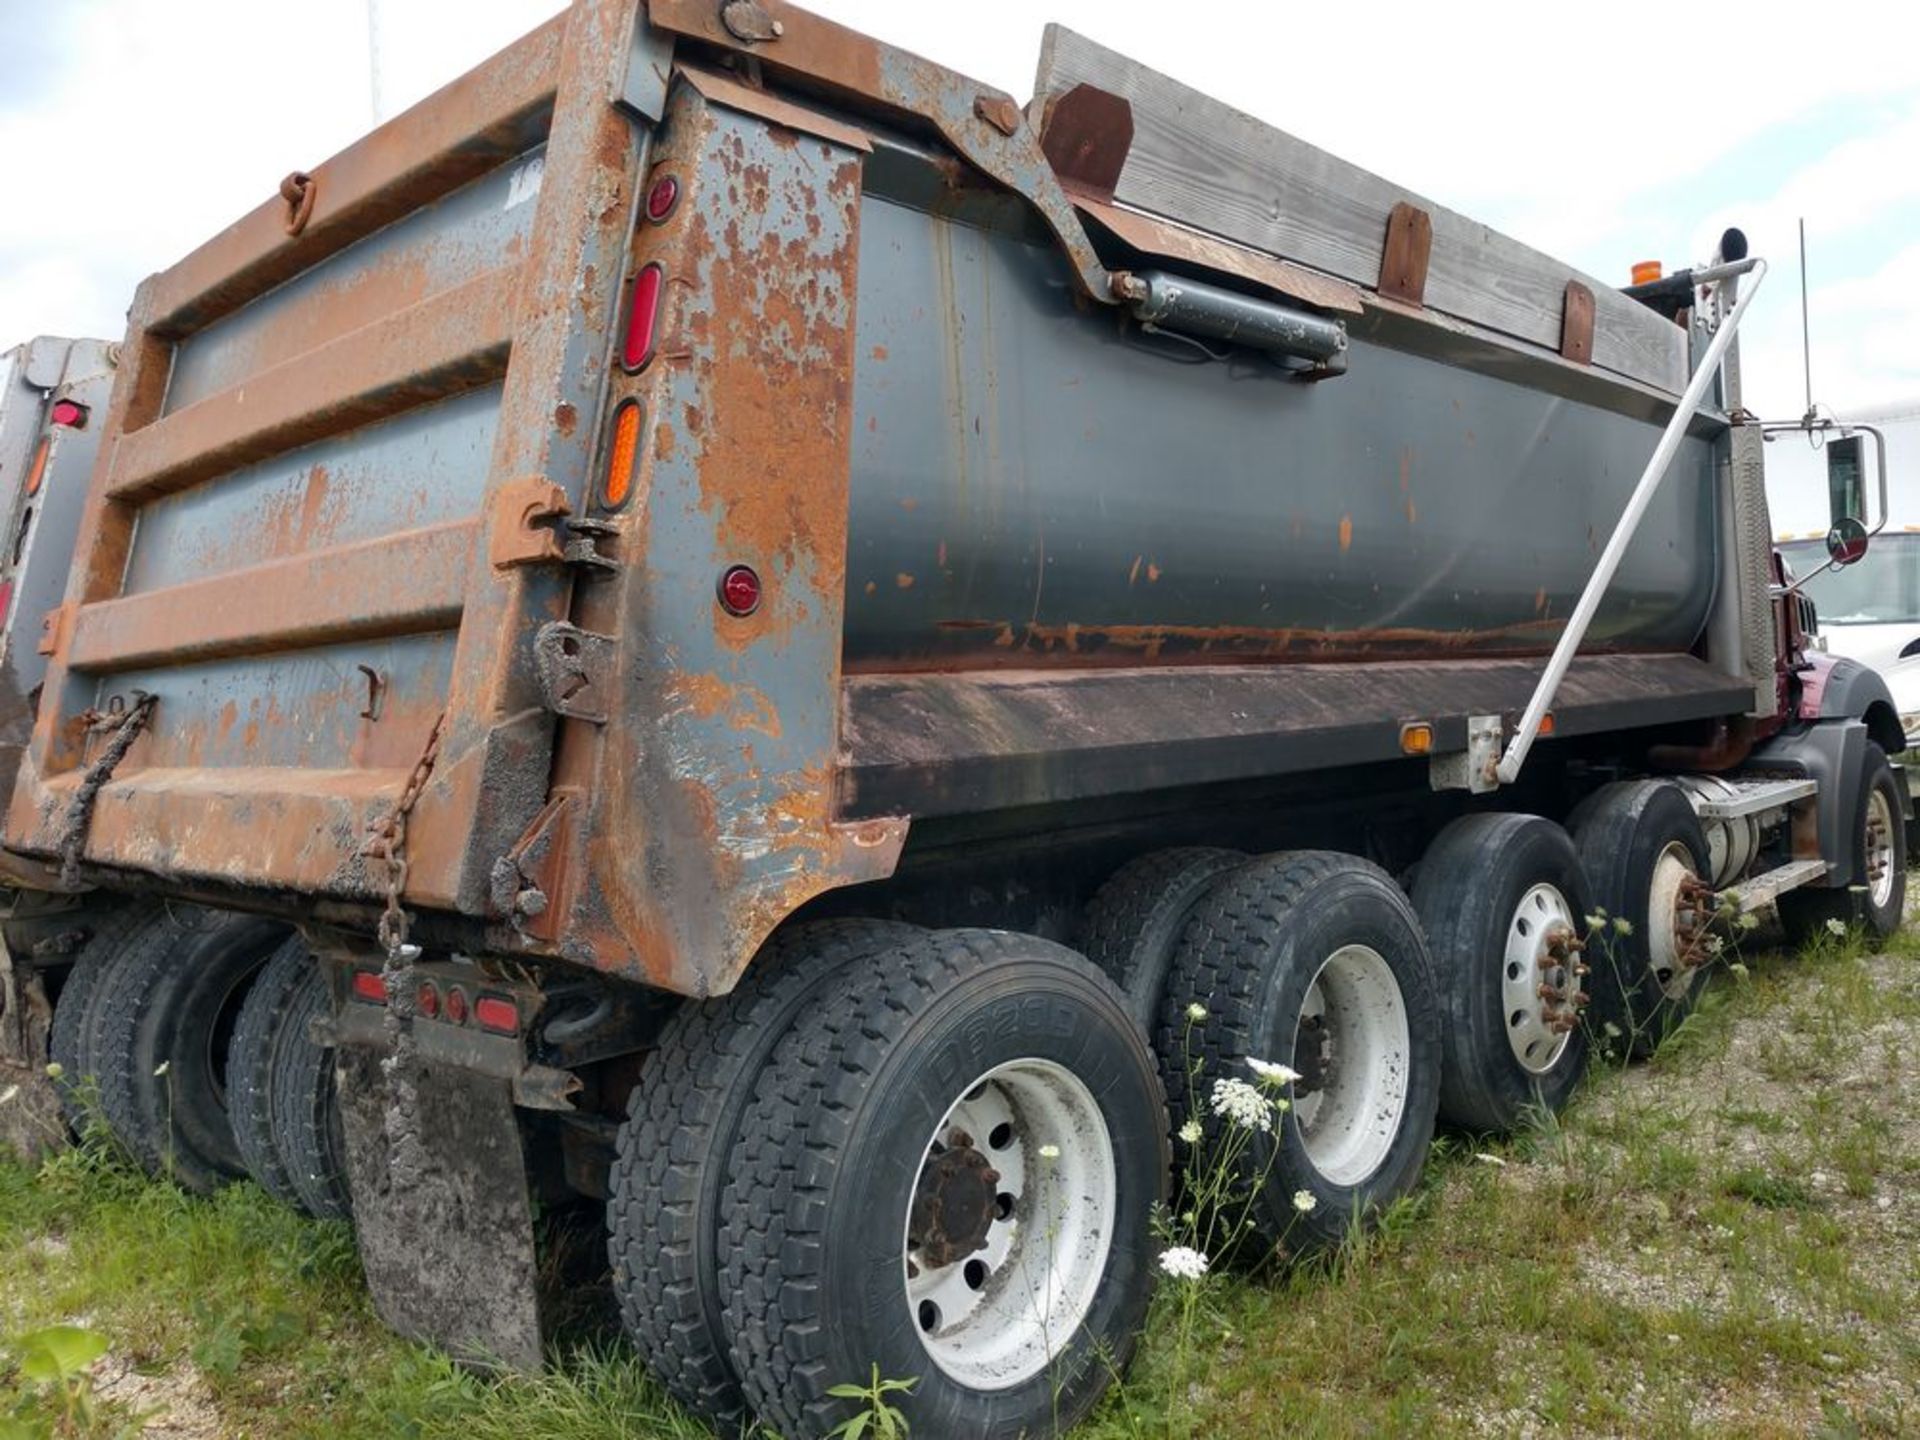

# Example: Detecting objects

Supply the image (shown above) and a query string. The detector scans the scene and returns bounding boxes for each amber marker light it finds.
[603,399,641,510]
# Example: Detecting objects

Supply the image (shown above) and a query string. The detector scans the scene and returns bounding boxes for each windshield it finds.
[1779,534,1920,625]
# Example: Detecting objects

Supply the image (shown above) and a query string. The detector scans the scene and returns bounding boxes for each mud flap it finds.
[0,936,65,1164]
[335,1045,546,1370]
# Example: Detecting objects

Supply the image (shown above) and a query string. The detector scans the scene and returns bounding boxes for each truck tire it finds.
[1160,851,1441,1254]
[608,918,919,1430]
[228,936,348,1219]
[1779,742,1907,944]
[1077,847,1246,1032]
[86,906,289,1189]
[270,954,352,1220]
[1570,781,1713,1059]
[720,930,1166,1440]
[47,900,159,1129]
[226,938,312,1211]
[1414,814,1594,1132]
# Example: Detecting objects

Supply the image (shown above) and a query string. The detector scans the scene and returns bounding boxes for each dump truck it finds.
[0,335,121,1161]
[7,3,1909,1436]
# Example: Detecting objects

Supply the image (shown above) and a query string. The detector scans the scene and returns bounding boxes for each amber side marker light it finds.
[1630,260,1663,285]
[24,438,49,497]
[1538,712,1556,737]
[1399,722,1434,756]
[603,399,641,510]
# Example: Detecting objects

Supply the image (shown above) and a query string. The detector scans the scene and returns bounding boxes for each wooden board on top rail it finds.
[1032,25,1689,396]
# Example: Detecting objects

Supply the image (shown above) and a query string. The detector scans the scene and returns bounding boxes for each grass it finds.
[2,924,1915,1438]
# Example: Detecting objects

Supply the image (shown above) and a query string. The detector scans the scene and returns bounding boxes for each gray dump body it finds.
[0,1,1769,995]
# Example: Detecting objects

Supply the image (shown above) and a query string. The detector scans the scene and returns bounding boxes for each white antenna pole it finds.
[367,0,386,126]
[1799,217,1814,424]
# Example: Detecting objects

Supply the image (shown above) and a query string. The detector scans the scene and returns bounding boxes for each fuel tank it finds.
[844,193,1714,672]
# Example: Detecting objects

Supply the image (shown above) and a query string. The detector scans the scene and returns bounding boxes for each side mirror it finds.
[1827,514,1869,567]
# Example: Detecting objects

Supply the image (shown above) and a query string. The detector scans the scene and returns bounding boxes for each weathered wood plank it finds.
[1034,26,1688,394]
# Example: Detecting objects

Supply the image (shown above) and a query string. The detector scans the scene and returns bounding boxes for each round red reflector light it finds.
[49,399,87,429]
[416,982,440,1020]
[444,986,470,1025]
[645,175,680,223]
[718,564,762,616]
[350,970,387,1004]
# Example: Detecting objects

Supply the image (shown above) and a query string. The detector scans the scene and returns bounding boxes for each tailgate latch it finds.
[532,622,615,724]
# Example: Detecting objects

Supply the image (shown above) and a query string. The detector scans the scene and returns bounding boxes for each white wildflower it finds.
[1704,934,1724,956]
[1177,1119,1203,1145]
[43,1062,63,1081]
[1158,1246,1209,1280]
[1728,961,1750,980]
[1246,1058,1301,1088]
[1292,1190,1317,1214]
[1612,917,1635,937]
[1584,914,1607,932]
[1273,1096,1291,1113]
[1474,1152,1509,1167]
[1209,1077,1273,1132]
[1736,911,1761,932]
[1185,1002,1208,1022]
[1592,905,1608,919]
[1037,1143,1061,1160]
[153,1061,170,1078]
[1602,1022,1623,1039]
[1824,918,1848,938]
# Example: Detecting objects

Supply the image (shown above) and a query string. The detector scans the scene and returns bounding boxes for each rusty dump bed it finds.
[4,0,1754,994]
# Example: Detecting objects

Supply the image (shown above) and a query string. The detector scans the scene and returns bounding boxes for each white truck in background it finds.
[1771,398,1920,742]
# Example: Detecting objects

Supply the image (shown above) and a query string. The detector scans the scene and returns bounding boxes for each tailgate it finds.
[6,3,666,915]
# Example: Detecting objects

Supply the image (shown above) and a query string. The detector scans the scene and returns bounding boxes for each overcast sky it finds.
[3,0,1917,422]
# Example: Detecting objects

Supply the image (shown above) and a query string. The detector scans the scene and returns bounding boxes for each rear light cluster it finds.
[346,968,521,1035]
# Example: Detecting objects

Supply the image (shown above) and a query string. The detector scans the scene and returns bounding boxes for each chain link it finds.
[58,691,158,889]
[363,713,446,956]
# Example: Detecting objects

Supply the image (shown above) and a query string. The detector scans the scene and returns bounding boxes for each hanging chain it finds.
[362,713,445,956]
[57,692,158,889]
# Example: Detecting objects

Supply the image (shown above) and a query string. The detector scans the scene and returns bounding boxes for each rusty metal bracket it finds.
[1379,201,1432,306]
[1037,83,1133,203]
[279,171,317,237]
[647,0,1119,303]
[489,475,573,569]
[533,622,615,724]
[36,603,73,660]
[1560,280,1596,365]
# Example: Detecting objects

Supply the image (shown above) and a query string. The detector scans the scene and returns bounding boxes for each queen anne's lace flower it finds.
[1825,917,1848,938]
[1178,1119,1203,1144]
[1186,1002,1208,1022]
[1158,1246,1209,1280]
[1292,1190,1318,1213]
[1209,1077,1273,1132]
[1246,1058,1302,1088]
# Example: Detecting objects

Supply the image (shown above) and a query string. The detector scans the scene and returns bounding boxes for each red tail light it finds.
[622,263,663,372]
[49,399,88,428]
[350,970,387,1004]
[444,986,470,1025]
[416,982,440,1020]
[718,564,762,617]
[645,175,680,224]
[474,995,519,1035]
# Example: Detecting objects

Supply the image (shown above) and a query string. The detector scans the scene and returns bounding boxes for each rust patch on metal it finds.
[1338,515,1353,552]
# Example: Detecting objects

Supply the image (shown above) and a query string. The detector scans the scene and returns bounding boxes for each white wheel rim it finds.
[902,1059,1116,1390]
[1865,788,1896,909]
[1645,842,1701,1001]
[1501,882,1577,1074]
[1291,945,1411,1186]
